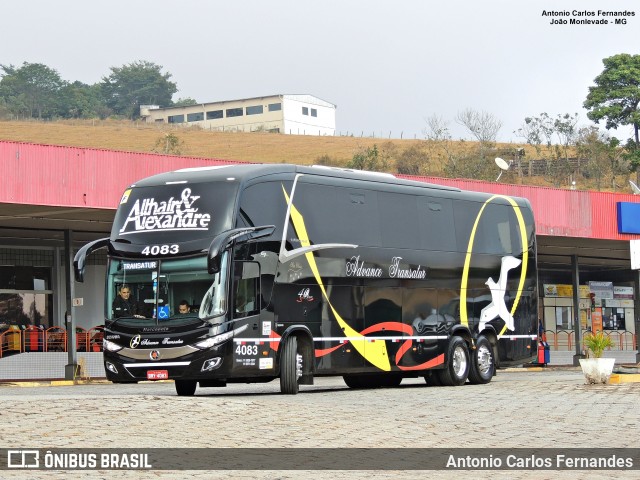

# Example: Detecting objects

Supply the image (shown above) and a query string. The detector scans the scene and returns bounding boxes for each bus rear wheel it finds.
[436,336,470,386]
[280,336,302,394]
[468,335,495,384]
[175,379,197,396]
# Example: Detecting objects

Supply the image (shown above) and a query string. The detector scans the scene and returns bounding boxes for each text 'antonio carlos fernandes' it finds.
[446,454,634,469]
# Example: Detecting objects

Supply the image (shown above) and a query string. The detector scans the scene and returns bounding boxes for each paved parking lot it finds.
[1,368,639,479]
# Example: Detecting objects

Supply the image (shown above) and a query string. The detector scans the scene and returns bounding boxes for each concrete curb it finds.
[609,373,640,384]
[0,379,180,388]
[1,379,110,388]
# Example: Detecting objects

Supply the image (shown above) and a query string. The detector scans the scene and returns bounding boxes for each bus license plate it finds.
[147,370,169,380]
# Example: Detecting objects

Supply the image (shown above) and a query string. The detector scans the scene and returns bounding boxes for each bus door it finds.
[230,261,274,375]
[314,281,365,374]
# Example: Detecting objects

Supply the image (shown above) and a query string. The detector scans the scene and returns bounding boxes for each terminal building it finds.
[0,140,639,378]
[140,94,337,136]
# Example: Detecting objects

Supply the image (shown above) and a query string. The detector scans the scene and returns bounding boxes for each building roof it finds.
[143,94,336,113]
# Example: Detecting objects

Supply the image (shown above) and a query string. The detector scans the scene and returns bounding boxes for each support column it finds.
[635,270,640,363]
[572,254,585,366]
[64,229,77,380]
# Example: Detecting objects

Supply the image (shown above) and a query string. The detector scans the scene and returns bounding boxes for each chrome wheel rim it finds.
[476,344,493,376]
[452,345,468,378]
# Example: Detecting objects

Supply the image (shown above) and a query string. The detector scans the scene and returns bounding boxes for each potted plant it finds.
[579,331,615,384]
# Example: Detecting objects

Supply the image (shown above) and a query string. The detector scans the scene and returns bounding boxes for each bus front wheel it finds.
[175,379,197,396]
[436,336,470,386]
[280,336,302,394]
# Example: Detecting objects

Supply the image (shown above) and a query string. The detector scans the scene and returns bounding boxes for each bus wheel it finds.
[343,375,365,389]
[175,379,197,396]
[437,337,470,386]
[280,336,302,394]
[468,335,495,384]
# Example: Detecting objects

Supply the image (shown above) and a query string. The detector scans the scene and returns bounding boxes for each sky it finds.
[2,0,638,142]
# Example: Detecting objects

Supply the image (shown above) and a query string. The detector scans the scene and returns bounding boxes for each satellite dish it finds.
[630,180,640,195]
[494,157,512,181]
[495,157,510,171]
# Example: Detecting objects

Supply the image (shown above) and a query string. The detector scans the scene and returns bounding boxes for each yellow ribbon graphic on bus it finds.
[283,188,391,371]
[459,194,529,336]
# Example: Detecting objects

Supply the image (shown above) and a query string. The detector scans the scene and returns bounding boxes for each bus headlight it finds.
[195,324,248,350]
[103,338,124,352]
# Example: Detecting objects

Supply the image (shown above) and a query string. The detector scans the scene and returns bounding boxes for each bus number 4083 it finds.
[236,345,258,356]
[141,245,179,256]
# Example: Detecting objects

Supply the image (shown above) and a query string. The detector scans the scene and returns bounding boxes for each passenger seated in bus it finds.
[112,285,143,318]
[178,300,191,314]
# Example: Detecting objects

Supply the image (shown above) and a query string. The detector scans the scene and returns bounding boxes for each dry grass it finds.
[0,119,535,167]
[5,119,620,190]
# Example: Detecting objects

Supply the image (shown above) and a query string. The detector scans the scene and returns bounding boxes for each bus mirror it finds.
[208,252,222,274]
[207,226,275,274]
[73,237,110,282]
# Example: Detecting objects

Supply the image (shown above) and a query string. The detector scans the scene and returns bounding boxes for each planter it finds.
[579,358,615,384]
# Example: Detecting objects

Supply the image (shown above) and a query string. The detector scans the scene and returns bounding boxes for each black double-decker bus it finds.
[74,164,538,395]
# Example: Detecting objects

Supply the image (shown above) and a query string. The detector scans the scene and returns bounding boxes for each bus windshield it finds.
[106,253,229,325]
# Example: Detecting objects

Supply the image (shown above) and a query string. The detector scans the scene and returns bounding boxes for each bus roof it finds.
[129,163,461,193]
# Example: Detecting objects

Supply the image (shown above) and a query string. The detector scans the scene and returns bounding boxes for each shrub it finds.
[583,331,613,358]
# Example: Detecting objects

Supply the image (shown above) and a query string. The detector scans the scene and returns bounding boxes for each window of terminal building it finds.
[0,266,51,290]
[246,105,263,115]
[0,265,53,328]
[168,114,184,124]
[207,110,223,120]
[302,107,309,116]
[187,112,204,122]
[311,108,317,117]
[226,108,243,118]
[268,103,282,112]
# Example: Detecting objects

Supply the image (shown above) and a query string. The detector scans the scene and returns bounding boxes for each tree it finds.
[455,109,503,148]
[396,145,430,175]
[0,62,66,119]
[553,113,579,162]
[584,54,640,145]
[153,133,184,155]
[423,114,464,176]
[576,127,611,191]
[59,81,108,119]
[100,60,177,119]
[516,113,554,156]
[346,144,389,172]
[173,97,197,107]
[516,112,579,186]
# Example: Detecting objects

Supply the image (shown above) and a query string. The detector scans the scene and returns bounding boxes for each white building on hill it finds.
[140,94,336,136]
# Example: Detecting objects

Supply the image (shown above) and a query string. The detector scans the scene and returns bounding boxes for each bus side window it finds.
[233,261,260,318]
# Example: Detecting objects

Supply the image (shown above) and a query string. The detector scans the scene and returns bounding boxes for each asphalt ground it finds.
[0,367,639,480]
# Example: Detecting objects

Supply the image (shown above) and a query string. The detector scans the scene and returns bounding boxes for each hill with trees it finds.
[1,54,639,192]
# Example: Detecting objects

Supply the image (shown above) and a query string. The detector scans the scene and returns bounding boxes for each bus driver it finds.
[112,285,143,318]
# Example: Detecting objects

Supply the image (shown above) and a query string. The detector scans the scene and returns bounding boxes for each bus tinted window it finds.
[239,181,290,239]
[378,192,419,250]
[295,182,382,247]
[418,197,455,252]
[453,200,515,255]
